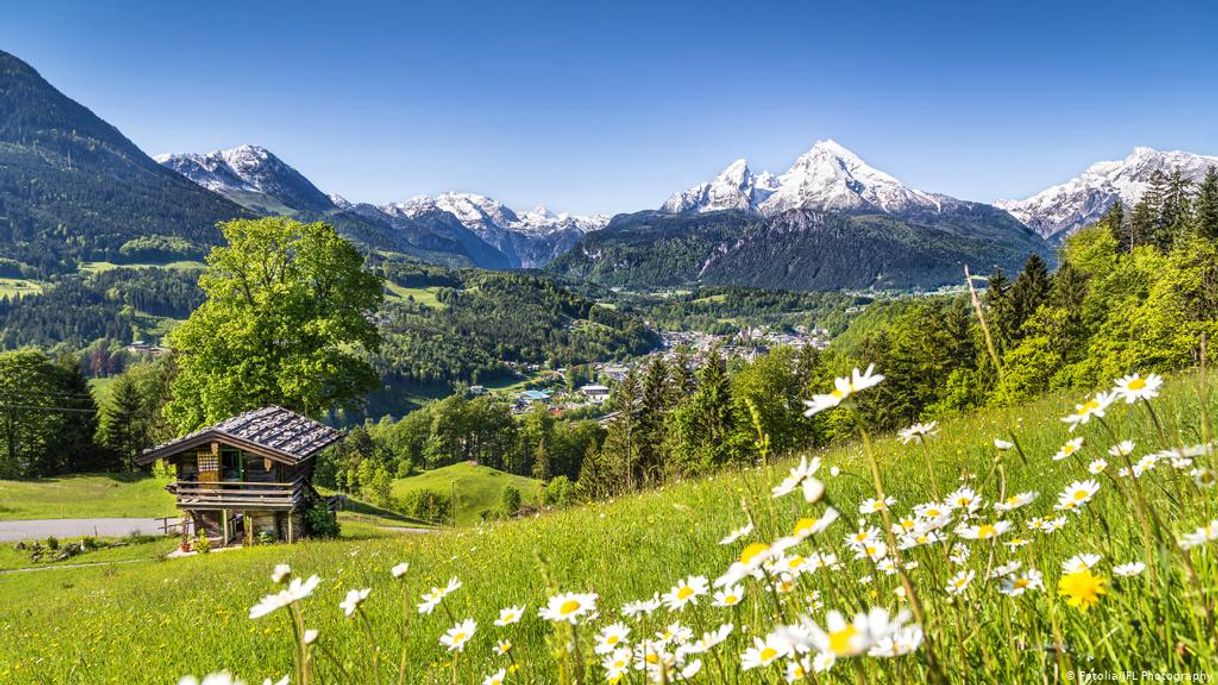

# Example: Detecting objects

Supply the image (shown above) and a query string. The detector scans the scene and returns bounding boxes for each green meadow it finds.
[1,373,1216,683]
[392,462,543,525]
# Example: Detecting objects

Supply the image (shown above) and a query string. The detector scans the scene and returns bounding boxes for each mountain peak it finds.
[664,139,944,216]
[156,144,335,214]
[997,146,1218,239]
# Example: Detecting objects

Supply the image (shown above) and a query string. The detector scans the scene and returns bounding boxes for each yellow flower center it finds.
[787,555,805,569]
[978,524,998,539]
[828,625,858,655]
[677,586,695,600]
[453,632,466,642]
[1080,400,1099,414]
[724,594,738,605]
[560,600,581,615]
[741,542,769,565]
[607,635,619,645]
[645,653,660,665]
[1073,489,1088,501]
[760,647,779,662]
[1128,378,1146,390]
[1013,578,1030,589]
[794,518,816,536]
[830,388,845,399]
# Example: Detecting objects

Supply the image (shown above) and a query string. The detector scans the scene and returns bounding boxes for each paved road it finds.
[0,518,170,542]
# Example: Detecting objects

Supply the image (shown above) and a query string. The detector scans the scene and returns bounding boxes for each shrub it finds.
[45,536,59,551]
[501,484,523,515]
[542,475,576,508]
[193,533,211,554]
[303,501,341,539]
[398,489,452,524]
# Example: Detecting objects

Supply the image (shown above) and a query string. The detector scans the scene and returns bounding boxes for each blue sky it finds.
[4,0,1217,214]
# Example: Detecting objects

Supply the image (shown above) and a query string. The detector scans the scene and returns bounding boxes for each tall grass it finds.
[1,372,1216,684]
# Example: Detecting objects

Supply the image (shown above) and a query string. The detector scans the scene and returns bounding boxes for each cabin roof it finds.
[137,406,342,466]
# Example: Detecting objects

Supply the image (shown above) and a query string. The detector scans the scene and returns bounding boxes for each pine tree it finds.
[984,268,1015,351]
[604,368,642,490]
[1195,166,1218,240]
[636,356,671,484]
[98,374,146,470]
[1101,201,1127,252]
[1008,254,1052,337]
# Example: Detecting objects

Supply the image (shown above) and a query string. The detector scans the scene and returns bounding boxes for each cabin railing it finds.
[169,477,306,509]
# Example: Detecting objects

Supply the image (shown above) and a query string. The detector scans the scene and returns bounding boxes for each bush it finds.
[501,485,523,515]
[193,533,211,554]
[398,489,452,524]
[542,476,576,508]
[45,536,59,551]
[303,501,341,539]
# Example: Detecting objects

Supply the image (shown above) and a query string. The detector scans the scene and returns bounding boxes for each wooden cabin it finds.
[137,406,342,546]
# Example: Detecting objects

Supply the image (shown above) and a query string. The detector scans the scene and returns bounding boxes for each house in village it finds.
[137,406,342,547]
[577,384,611,404]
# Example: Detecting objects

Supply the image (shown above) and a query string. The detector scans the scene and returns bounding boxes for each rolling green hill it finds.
[392,461,542,525]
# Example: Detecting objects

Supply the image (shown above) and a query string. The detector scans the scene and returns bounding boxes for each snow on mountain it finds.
[660,159,779,214]
[385,192,607,237]
[154,144,335,214]
[996,147,1218,239]
[661,140,948,217]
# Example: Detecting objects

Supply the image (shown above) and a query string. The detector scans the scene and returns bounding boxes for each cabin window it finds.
[198,453,219,473]
[221,449,244,481]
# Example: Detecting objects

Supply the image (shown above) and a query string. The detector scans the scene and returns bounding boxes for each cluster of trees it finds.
[374,271,657,388]
[0,267,204,348]
[616,286,861,336]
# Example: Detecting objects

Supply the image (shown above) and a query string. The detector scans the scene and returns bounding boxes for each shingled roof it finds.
[137,406,342,465]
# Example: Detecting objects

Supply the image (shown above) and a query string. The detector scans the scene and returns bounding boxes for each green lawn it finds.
[0,535,178,572]
[0,375,1216,683]
[393,462,542,525]
[78,260,208,275]
[0,473,176,521]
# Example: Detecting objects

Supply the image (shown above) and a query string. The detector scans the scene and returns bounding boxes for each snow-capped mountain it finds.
[660,159,779,213]
[661,140,951,217]
[383,192,607,268]
[997,147,1218,240]
[154,145,335,215]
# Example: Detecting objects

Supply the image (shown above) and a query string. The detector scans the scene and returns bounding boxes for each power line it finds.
[0,403,97,414]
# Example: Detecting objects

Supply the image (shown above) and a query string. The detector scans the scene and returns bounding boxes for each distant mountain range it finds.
[2,47,1215,290]
[997,147,1218,240]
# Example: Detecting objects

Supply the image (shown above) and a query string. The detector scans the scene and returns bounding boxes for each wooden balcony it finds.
[169,478,306,510]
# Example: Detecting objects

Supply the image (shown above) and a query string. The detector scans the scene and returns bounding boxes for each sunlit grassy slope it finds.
[0,473,176,520]
[0,374,1216,683]
[392,462,543,525]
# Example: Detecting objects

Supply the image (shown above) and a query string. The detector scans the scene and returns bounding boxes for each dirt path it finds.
[0,517,170,542]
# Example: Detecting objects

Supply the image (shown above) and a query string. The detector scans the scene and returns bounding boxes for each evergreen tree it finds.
[97,373,147,470]
[1101,201,1127,252]
[1008,254,1052,337]
[1195,166,1218,241]
[984,268,1015,351]
[636,356,671,484]
[603,368,642,490]
[668,345,736,472]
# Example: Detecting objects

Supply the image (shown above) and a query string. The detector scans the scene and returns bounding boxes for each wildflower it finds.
[999,569,1044,597]
[1061,392,1116,431]
[957,520,1012,540]
[662,575,709,611]
[339,588,370,618]
[949,543,971,565]
[859,496,896,515]
[1053,437,1085,461]
[1061,553,1102,574]
[621,595,662,618]
[697,623,734,650]
[989,560,1021,579]
[418,577,462,615]
[1088,458,1108,475]
[595,623,631,654]
[440,618,477,652]
[1058,570,1106,611]
[390,562,409,578]
[898,421,938,444]
[1113,562,1146,577]
[1108,440,1135,457]
[868,625,924,657]
[303,629,319,644]
[719,521,754,545]
[803,364,884,416]
[1040,516,1068,534]
[845,525,883,549]
[715,541,774,587]
[602,647,632,680]
[790,507,840,542]
[496,639,512,655]
[494,605,525,626]
[771,455,825,503]
[249,574,320,620]
[483,668,506,685]
[993,438,1014,450]
[804,608,911,657]
[945,570,975,595]
[1005,537,1031,550]
[1179,520,1218,549]
[853,540,888,562]
[1055,479,1100,512]
[539,592,598,624]
[1193,468,1216,489]
[1113,373,1163,404]
[741,633,793,669]
[270,564,291,584]
[946,487,982,513]
[994,491,1037,512]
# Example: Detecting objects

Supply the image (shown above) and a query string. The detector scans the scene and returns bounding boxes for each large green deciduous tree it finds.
[165,218,383,432]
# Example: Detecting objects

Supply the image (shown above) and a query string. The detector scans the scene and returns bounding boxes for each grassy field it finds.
[0,277,43,298]
[0,473,176,521]
[78,260,208,275]
[1,374,1217,683]
[393,462,543,525]
[0,535,178,572]
[384,281,446,308]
